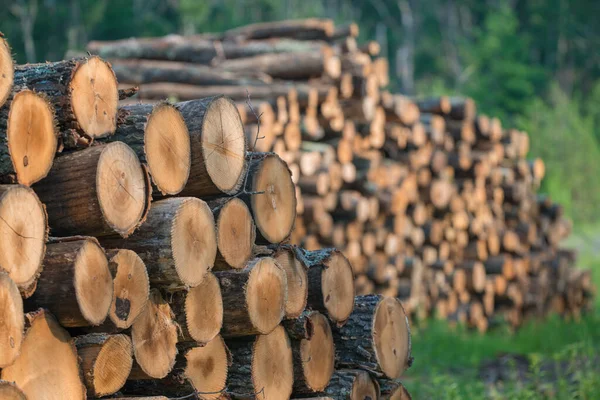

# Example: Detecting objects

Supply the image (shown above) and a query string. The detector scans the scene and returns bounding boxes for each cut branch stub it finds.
[0,35,13,108]
[0,381,26,400]
[75,333,133,397]
[106,249,150,329]
[0,272,24,368]
[0,185,47,297]
[1,309,86,399]
[273,245,308,318]
[322,369,379,400]
[32,142,149,238]
[5,90,58,186]
[26,238,113,327]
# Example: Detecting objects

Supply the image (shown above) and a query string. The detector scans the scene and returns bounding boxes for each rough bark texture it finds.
[321,369,379,400]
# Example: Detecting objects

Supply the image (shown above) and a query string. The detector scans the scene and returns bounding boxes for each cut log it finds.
[13,56,118,137]
[1,90,58,185]
[33,142,149,238]
[332,295,412,379]
[74,333,133,397]
[227,325,293,399]
[273,245,308,318]
[0,381,26,400]
[1,309,86,399]
[124,336,229,399]
[216,257,287,337]
[224,18,335,40]
[0,34,13,108]
[0,272,23,368]
[25,237,113,327]
[241,152,297,244]
[322,369,379,400]
[297,248,355,325]
[131,289,178,378]
[209,198,256,270]
[379,380,412,400]
[100,197,217,288]
[0,185,47,297]
[105,249,150,329]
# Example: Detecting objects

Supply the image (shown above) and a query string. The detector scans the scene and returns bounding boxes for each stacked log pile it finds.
[86,18,593,332]
[0,29,414,400]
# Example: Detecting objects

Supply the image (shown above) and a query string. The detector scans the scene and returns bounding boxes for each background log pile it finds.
[0,29,413,400]
[86,18,594,333]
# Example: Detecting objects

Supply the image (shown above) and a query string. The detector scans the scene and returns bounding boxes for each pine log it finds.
[105,249,150,329]
[0,185,47,297]
[100,197,217,288]
[296,248,355,325]
[0,381,26,400]
[216,257,287,337]
[0,272,23,368]
[25,237,113,327]
[75,333,133,397]
[0,34,13,108]
[322,369,379,400]
[223,18,335,41]
[13,56,118,137]
[332,295,412,379]
[131,289,178,378]
[1,309,86,399]
[32,142,150,238]
[226,325,293,399]
[0,90,58,185]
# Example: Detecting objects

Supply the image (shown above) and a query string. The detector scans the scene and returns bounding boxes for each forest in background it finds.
[2,0,600,224]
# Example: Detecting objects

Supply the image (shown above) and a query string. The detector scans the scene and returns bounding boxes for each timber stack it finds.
[0,25,414,400]
[87,17,593,332]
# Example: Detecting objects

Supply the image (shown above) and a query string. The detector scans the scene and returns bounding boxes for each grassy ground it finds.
[403,229,600,399]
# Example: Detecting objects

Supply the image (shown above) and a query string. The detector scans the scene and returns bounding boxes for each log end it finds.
[373,297,412,379]
[300,312,335,392]
[216,198,255,269]
[108,249,150,329]
[172,198,217,287]
[274,247,308,318]
[387,383,413,399]
[145,103,191,195]
[184,335,229,399]
[70,56,119,137]
[0,380,26,400]
[97,141,148,237]
[185,272,223,344]
[0,272,24,368]
[351,370,379,400]
[7,90,58,186]
[322,251,355,325]
[89,334,133,396]
[252,325,293,399]
[1,310,86,399]
[247,257,287,334]
[202,97,247,194]
[0,37,13,108]
[0,185,47,296]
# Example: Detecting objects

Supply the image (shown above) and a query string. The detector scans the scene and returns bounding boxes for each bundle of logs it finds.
[85,17,593,333]
[0,30,413,399]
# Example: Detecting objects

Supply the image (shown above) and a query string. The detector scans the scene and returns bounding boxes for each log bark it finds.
[223,19,335,41]
[322,369,379,400]
[0,272,24,368]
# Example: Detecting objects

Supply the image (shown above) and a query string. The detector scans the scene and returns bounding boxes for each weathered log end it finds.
[0,380,26,400]
[273,246,308,318]
[131,289,178,379]
[7,90,58,186]
[106,249,150,329]
[144,102,191,195]
[247,257,287,334]
[184,335,229,399]
[0,272,24,368]
[216,198,255,269]
[252,325,294,399]
[0,36,13,108]
[185,272,223,344]
[298,311,335,392]
[1,309,86,399]
[373,297,413,379]
[172,197,217,286]
[0,185,47,297]
[70,56,119,137]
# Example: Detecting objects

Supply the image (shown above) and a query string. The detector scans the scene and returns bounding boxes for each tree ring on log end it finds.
[217,198,255,269]
[0,380,26,400]
[300,311,334,391]
[90,334,133,396]
[0,37,14,108]
[7,90,58,186]
[274,247,307,318]
[373,297,411,379]
[185,272,223,344]
[321,251,355,324]
[246,257,286,334]
[251,154,296,243]
[1,310,86,399]
[202,97,246,194]
[0,185,46,294]
[251,325,293,399]
[351,370,379,400]
[144,103,191,195]
[96,142,147,237]
[184,335,228,399]
[108,249,149,329]
[0,273,24,368]
[74,239,113,325]
[70,56,118,137]
[171,198,217,287]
